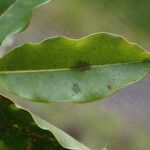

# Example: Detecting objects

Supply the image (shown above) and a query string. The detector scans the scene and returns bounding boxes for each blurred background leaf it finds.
[3,0,150,150]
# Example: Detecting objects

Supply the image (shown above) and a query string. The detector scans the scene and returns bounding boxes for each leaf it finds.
[0,96,65,150]
[0,0,53,47]
[0,0,15,15]
[0,95,90,150]
[0,33,149,103]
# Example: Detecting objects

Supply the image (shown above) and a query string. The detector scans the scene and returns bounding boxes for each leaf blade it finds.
[0,33,149,103]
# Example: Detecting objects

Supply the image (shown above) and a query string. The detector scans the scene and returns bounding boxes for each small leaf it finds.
[0,33,149,103]
[0,0,53,47]
[0,96,90,150]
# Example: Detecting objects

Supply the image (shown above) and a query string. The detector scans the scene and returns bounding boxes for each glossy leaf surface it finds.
[0,33,149,103]
[0,95,90,150]
[0,0,52,46]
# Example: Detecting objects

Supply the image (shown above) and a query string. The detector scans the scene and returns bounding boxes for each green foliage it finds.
[0,0,53,46]
[0,96,66,150]
[0,33,149,103]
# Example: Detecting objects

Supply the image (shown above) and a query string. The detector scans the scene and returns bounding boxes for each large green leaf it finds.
[0,0,52,47]
[0,33,149,103]
[0,95,90,150]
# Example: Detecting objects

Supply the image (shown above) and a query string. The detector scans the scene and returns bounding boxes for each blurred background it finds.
[4,0,150,149]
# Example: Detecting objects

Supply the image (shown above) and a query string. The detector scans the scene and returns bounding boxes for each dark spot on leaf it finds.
[72,84,81,94]
[72,61,90,72]
[107,84,113,90]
